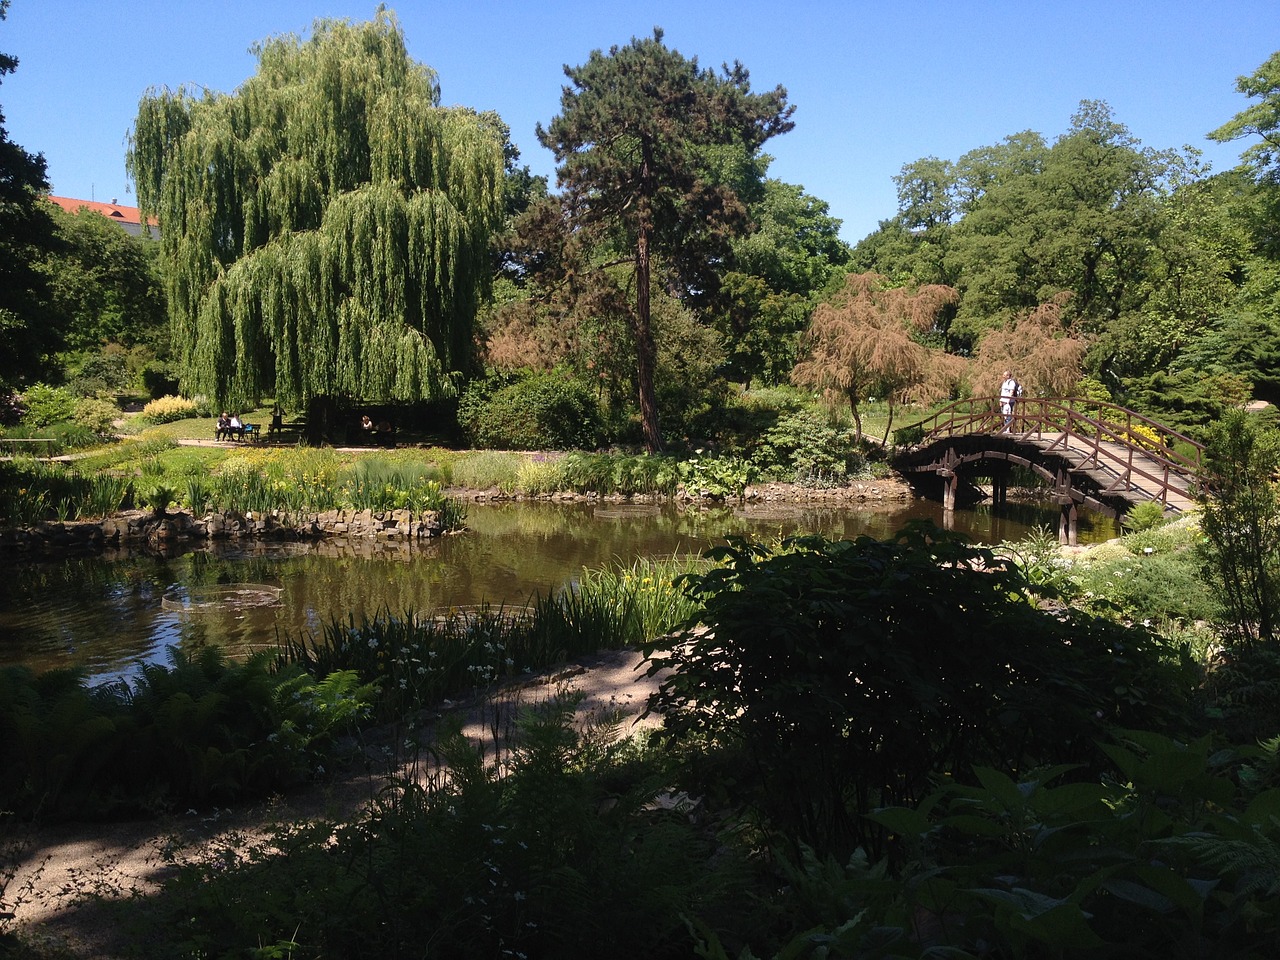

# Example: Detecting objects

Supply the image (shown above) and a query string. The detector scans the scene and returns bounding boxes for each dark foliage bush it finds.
[140,359,179,400]
[0,648,372,819]
[459,370,603,450]
[644,523,1198,861]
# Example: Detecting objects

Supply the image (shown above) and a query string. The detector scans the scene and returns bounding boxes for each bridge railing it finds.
[898,397,1206,506]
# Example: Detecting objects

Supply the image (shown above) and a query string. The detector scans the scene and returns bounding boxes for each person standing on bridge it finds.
[999,371,1023,432]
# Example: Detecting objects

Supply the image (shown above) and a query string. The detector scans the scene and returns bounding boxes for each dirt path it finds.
[3,648,668,958]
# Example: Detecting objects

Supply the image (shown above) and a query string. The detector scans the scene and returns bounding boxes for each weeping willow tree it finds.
[127,11,504,427]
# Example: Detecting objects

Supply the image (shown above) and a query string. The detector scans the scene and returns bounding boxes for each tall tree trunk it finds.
[306,395,341,446]
[634,161,663,453]
[882,398,896,446]
[848,392,863,444]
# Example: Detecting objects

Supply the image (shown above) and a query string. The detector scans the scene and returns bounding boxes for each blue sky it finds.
[2,1,1275,244]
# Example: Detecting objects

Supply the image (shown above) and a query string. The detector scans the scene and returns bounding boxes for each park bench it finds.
[214,423,260,441]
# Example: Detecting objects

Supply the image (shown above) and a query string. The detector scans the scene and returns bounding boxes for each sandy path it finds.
[3,648,668,958]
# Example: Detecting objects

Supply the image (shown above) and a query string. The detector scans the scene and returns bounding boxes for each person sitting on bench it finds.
[216,412,233,441]
[228,413,244,440]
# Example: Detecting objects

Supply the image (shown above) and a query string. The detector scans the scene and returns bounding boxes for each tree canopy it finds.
[1209,50,1280,180]
[792,272,958,441]
[127,11,505,412]
[0,0,61,390]
[536,27,793,451]
[42,204,167,353]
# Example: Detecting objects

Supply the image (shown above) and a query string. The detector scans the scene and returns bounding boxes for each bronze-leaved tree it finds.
[127,12,504,430]
[792,272,959,442]
[536,28,793,452]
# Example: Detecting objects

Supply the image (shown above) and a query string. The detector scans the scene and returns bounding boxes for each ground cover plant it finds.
[0,648,376,820]
[119,695,764,960]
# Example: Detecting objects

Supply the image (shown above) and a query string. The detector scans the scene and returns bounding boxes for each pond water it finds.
[0,498,1117,682]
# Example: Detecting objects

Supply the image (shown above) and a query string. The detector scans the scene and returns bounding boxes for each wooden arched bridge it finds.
[891,397,1205,544]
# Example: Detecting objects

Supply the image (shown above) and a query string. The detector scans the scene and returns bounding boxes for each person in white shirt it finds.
[999,372,1021,432]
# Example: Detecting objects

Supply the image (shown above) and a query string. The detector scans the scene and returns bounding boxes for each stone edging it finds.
[0,507,449,556]
[0,477,915,556]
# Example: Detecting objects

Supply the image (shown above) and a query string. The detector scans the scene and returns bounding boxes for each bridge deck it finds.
[1026,431,1198,513]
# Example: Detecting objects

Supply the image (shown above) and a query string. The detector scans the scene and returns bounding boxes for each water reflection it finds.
[0,499,1116,680]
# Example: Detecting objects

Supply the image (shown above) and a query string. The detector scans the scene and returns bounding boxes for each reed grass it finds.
[278,554,711,719]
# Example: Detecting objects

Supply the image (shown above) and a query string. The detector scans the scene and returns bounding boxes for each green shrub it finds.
[1200,410,1280,647]
[140,359,179,399]
[1203,646,1280,744]
[557,451,680,496]
[0,420,100,455]
[460,371,603,450]
[18,383,77,428]
[0,649,374,819]
[734,733,1280,960]
[139,394,200,424]
[1123,499,1169,532]
[72,396,121,435]
[678,453,755,501]
[1072,550,1217,627]
[66,348,133,396]
[644,524,1197,861]
[750,408,865,486]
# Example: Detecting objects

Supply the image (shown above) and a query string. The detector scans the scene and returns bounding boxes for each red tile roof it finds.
[47,195,157,230]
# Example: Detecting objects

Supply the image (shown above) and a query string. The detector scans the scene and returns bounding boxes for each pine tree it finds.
[537,28,793,451]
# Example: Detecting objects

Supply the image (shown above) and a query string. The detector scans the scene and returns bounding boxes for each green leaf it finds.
[1100,877,1175,914]
[1131,862,1212,914]
[973,765,1024,809]
[1243,788,1280,828]
[867,805,931,838]
[1031,781,1111,818]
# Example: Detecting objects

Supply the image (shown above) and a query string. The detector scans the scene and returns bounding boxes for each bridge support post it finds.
[992,464,1009,507]
[1059,501,1078,546]
[941,470,957,512]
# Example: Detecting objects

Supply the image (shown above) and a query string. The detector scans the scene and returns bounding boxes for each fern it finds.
[1159,833,1280,898]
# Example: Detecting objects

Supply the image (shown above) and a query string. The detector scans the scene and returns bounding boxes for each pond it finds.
[0,498,1117,681]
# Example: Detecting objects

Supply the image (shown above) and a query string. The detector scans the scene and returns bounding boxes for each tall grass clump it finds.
[0,459,136,525]
[450,450,526,492]
[280,556,709,720]
[337,457,447,512]
[279,606,542,719]
[515,454,566,496]
[573,555,707,643]
[558,451,680,496]
[199,450,463,528]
